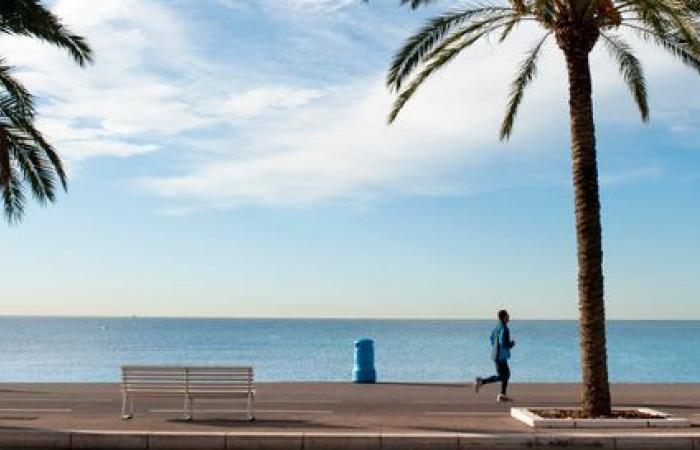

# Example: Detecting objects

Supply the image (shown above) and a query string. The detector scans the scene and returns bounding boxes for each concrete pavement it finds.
[0,383,698,448]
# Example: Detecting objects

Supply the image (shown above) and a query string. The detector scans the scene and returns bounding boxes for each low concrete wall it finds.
[0,430,698,450]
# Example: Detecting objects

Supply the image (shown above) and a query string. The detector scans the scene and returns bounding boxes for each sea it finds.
[0,317,697,383]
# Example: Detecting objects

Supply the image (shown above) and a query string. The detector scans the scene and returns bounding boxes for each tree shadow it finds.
[616,403,700,410]
[174,418,362,430]
[378,382,467,388]
[411,425,528,433]
[0,389,49,394]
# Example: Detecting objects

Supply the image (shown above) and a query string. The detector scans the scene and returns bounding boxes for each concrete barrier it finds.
[458,433,536,449]
[226,432,303,450]
[71,431,148,450]
[304,432,381,450]
[381,432,459,450]
[535,434,614,449]
[0,430,70,449]
[0,430,698,449]
[149,432,226,450]
[614,435,694,450]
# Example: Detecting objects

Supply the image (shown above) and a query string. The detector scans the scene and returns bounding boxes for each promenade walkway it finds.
[1,382,698,449]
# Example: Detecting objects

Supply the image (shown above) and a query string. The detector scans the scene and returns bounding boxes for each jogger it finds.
[474,309,515,402]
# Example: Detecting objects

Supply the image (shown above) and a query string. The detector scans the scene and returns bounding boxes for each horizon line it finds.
[0,314,697,321]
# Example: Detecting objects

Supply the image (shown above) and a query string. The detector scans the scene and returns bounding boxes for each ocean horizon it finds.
[1,317,698,383]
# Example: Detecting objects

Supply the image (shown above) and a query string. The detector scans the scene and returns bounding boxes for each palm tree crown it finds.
[387,0,700,131]
[0,0,93,223]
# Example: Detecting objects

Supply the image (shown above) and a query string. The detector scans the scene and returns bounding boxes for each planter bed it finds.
[511,407,690,429]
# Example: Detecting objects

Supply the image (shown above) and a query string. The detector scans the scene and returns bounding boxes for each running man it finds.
[474,309,515,402]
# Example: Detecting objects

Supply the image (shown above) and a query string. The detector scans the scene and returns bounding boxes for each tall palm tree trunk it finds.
[562,37,612,417]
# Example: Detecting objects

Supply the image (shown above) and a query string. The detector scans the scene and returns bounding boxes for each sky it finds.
[0,0,698,319]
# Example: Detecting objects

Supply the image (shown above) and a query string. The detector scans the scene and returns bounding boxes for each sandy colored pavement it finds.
[0,382,698,434]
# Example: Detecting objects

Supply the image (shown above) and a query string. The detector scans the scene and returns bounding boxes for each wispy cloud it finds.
[219,0,359,14]
[224,87,324,119]
[141,36,571,209]
[0,0,206,160]
[142,25,700,210]
[600,167,664,186]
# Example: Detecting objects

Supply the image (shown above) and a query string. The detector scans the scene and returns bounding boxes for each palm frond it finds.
[10,132,56,203]
[539,0,566,23]
[622,0,700,52]
[389,20,512,123]
[25,126,67,191]
[600,33,648,121]
[0,126,25,223]
[0,167,25,224]
[622,23,700,74]
[2,111,67,193]
[0,95,66,222]
[500,32,551,140]
[0,0,93,66]
[499,18,519,41]
[400,0,442,9]
[0,60,34,117]
[387,5,515,91]
[620,0,674,36]
[0,94,32,129]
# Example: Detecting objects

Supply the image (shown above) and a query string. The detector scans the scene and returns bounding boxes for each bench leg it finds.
[183,396,193,421]
[121,393,132,420]
[246,392,255,421]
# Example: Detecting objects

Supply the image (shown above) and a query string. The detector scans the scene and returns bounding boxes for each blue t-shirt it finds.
[490,323,513,361]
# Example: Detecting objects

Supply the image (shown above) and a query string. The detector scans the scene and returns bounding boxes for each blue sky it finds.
[0,0,698,319]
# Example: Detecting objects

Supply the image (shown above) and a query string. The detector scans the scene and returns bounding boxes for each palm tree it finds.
[0,0,92,223]
[385,0,700,416]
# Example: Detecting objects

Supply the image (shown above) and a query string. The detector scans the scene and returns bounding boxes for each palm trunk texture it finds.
[559,27,612,417]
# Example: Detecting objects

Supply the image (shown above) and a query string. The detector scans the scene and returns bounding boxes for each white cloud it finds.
[0,0,205,160]
[224,87,323,118]
[142,25,700,210]
[0,0,355,163]
[142,35,569,207]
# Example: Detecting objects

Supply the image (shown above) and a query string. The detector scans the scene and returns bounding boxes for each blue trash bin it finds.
[353,338,376,383]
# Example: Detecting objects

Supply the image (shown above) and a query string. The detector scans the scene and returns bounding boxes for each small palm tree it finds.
[0,0,92,223]
[386,0,700,416]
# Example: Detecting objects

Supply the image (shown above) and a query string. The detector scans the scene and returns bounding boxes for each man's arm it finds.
[503,327,515,349]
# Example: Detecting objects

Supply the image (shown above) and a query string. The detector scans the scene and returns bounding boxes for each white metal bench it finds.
[120,365,255,421]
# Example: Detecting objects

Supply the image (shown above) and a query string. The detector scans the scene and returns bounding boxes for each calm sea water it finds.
[0,317,697,383]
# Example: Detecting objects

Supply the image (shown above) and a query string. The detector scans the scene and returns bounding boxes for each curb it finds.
[0,430,698,450]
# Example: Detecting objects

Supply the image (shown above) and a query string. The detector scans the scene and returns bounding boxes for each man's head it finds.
[498,309,509,323]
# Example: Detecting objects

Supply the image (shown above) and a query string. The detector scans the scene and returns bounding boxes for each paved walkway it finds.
[0,383,698,448]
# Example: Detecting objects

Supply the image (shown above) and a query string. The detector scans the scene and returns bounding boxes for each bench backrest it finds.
[121,365,254,395]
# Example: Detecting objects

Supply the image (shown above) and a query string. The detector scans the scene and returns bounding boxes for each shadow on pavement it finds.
[380,382,467,388]
[178,419,363,430]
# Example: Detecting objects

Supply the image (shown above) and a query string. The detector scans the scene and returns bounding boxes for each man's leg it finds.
[474,361,504,394]
[497,361,510,395]
[481,361,503,385]
[481,375,500,384]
